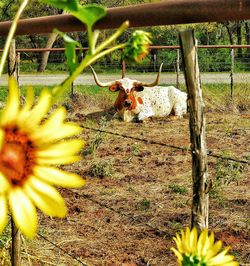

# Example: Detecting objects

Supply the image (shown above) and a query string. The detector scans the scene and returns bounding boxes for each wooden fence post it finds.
[153,53,157,72]
[16,52,20,87]
[176,48,180,88]
[230,48,234,98]
[8,39,22,266]
[179,29,209,232]
[121,59,126,78]
[11,219,21,266]
[8,40,18,80]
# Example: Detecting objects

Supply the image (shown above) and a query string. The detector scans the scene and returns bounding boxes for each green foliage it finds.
[0,225,10,265]
[43,1,106,29]
[89,159,114,178]
[55,29,82,74]
[136,199,151,211]
[168,184,188,194]
[210,152,244,197]
[83,116,109,155]
[131,143,141,156]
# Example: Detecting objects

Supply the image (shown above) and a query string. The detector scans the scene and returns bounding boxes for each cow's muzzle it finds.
[124,99,133,109]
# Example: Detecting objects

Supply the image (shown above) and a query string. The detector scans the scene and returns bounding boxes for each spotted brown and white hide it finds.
[90,64,187,122]
[111,79,187,122]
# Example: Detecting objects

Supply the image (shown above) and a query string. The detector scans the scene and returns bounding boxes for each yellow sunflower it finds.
[0,76,85,239]
[171,227,239,266]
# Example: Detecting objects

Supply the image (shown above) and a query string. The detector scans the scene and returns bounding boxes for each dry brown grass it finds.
[2,87,250,266]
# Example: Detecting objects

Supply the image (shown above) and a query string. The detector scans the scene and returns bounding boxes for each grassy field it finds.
[0,83,249,265]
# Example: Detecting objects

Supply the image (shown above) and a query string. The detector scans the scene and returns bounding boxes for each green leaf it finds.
[74,5,106,28]
[54,29,82,74]
[42,0,78,12]
[42,1,106,29]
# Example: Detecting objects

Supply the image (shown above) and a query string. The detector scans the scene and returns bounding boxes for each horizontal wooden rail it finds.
[0,0,250,36]
[1,45,250,53]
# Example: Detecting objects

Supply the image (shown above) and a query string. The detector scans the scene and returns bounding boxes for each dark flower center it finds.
[0,127,36,186]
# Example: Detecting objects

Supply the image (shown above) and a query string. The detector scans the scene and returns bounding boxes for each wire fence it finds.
[1,45,250,75]
[1,44,249,265]
[27,116,249,265]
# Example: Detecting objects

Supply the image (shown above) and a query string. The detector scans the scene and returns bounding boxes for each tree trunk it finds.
[236,21,242,58]
[226,27,234,45]
[38,32,58,72]
[224,23,234,45]
[245,22,250,57]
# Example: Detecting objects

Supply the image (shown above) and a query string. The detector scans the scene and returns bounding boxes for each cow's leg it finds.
[137,108,154,122]
[173,100,187,118]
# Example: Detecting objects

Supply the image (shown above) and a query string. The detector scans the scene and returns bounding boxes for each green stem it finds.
[95,21,129,54]
[0,0,29,76]
[87,25,94,54]
[52,43,125,100]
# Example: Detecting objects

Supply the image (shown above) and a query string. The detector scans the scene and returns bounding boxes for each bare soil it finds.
[19,96,250,266]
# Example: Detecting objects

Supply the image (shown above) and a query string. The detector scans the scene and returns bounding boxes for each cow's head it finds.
[90,63,163,111]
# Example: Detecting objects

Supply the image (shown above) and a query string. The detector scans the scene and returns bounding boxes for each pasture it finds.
[0,84,249,265]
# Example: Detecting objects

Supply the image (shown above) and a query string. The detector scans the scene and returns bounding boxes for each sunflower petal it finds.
[190,227,198,251]
[171,247,183,262]
[36,155,81,165]
[197,228,208,256]
[34,166,85,188]
[17,87,34,125]
[206,240,223,260]
[25,177,67,218]
[37,139,84,158]
[222,262,239,266]
[31,108,82,143]
[25,89,51,127]
[1,76,19,126]
[9,188,37,239]
[208,248,234,265]
[0,195,8,234]
[0,128,4,150]
[0,173,10,193]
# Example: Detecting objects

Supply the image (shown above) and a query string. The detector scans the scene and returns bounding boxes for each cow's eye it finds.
[134,85,144,92]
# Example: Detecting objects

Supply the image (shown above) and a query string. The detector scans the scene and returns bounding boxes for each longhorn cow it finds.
[90,64,187,122]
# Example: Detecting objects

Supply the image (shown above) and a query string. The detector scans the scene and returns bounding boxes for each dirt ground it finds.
[14,94,250,266]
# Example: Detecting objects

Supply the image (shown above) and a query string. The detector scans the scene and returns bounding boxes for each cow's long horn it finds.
[140,63,163,87]
[90,66,114,87]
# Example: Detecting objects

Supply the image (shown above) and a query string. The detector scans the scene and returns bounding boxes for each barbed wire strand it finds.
[65,189,168,237]
[28,122,247,265]
[81,125,249,165]
[37,233,90,266]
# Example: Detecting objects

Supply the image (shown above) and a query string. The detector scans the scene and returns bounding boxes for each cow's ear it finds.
[134,85,144,92]
[109,85,120,92]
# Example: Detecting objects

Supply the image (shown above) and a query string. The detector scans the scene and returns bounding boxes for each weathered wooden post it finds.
[16,52,20,86]
[11,219,21,266]
[121,59,126,78]
[179,30,209,231]
[230,48,234,98]
[8,39,22,266]
[153,53,157,72]
[8,39,19,81]
[176,48,180,88]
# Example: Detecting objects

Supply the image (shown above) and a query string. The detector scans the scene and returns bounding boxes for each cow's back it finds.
[139,86,183,117]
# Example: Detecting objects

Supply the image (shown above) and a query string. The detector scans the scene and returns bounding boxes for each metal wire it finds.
[38,233,90,266]
[81,125,249,165]
[64,189,169,237]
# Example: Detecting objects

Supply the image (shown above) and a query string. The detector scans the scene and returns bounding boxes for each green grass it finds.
[0,83,249,113]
